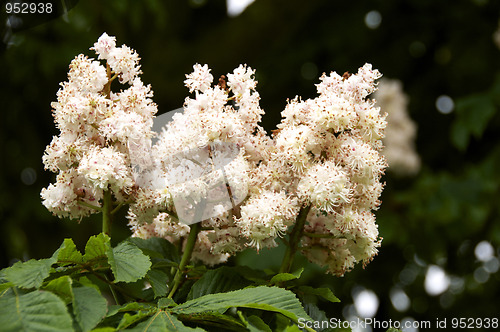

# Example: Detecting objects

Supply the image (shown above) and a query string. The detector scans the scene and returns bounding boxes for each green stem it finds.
[104,274,121,305]
[77,200,102,212]
[163,208,179,221]
[102,190,113,236]
[111,201,125,215]
[279,205,311,274]
[167,222,202,298]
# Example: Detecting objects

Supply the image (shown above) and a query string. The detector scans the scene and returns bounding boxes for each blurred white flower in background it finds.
[373,79,420,176]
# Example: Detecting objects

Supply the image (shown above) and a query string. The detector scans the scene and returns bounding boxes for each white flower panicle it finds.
[41,33,157,219]
[42,36,386,276]
[256,63,387,276]
[139,63,386,275]
[373,79,420,175]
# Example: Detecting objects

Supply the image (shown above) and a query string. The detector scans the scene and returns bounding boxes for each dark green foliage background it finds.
[1,0,500,327]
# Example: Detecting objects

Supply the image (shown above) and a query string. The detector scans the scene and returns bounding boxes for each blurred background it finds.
[1,0,500,330]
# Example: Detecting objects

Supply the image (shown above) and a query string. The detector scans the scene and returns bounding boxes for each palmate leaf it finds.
[187,266,252,300]
[270,268,304,285]
[73,286,108,332]
[42,275,73,304]
[297,286,340,303]
[106,302,155,318]
[3,256,56,289]
[128,237,180,263]
[125,311,205,332]
[108,241,151,283]
[172,286,312,326]
[146,269,169,298]
[56,238,83,266]
[83,233,112,263]
[0,289,73,332]
[178,311,247,331]
[117,311,155,330]
[242,314,272,332]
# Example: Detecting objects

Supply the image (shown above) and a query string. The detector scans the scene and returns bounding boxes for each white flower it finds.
[310,96,357,133]
[117,78,158,119]
[91,32,117,60]
[67,55,108,94]
[333,134,386,183]
[301,238,356,277]
[42,131,86,172]
[227,64,257,95]
[107,45,142,84]
[152,212,190,240]
[237,191,299,250]
[77,146,133,192]
[184,64,214,93]
[297,161,352,212]
[373,79,420,175]
[41,170,100,219]
[273,124,320,172]
[192,231,230,266]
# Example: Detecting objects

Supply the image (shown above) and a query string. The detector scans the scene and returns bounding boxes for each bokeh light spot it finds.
[425,265,450,296]
[436,95,454,114]
[484,257,499,273]
[473,266,490,283]
[474,240,494,262]
[21,167,37,186]
[353,288,379,318]
[227,0,254,17]
[401,317,418,332]
[390,287,410,312]
[364,10,382,29]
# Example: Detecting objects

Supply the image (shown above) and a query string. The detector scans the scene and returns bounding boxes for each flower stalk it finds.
[168,222,202,298]
[279,205,311,274]
[102,189,113,236]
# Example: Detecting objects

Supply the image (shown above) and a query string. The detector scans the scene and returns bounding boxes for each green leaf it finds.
[108,241,151,283]
[90,328,116,332]
[146,269,169,298]
[173,286,312,325]
[187,266,252,300]
[73,286,108,332]
[78,276,101,292]
[247,315,272,332]
[126,311,205,332]
[451,94,497,150]
[128,237,180,263]
[106,302,155,318]
[0,289,73,331]
[270,268,304,284]
[302,301,331,330]
[158,297,177,308]
[0,281,15,293]
[4,257,56,289]
[297,286,340,303]
[117,311,153,330]
[42,276,73,304]
[83,233,111,263]
[56,238,84,266]
[178,311,245,330]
